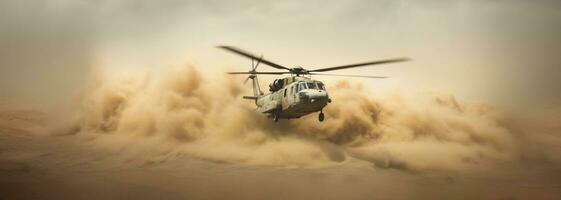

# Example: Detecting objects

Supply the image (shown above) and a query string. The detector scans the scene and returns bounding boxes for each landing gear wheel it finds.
[319,112,325,122]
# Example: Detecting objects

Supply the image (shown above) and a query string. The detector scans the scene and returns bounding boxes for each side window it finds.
[284,88,287,97]
[289,85,293,95]
[298,82,306,91]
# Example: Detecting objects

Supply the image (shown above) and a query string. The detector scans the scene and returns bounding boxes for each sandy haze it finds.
[1,66,561,200]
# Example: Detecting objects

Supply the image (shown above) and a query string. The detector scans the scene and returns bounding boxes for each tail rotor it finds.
[243,55,262,84]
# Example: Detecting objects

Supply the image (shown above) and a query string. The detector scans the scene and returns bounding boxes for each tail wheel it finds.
[319,112,325,122]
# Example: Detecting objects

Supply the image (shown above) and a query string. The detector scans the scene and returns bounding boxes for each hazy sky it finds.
[1,0,560,108]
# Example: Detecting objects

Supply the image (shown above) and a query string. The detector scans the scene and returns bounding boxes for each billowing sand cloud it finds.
[57,65,561,172]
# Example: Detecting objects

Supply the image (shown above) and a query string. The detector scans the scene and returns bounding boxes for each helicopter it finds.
[219,46,410,122]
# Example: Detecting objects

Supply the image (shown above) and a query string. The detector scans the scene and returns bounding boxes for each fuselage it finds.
[255,76,330,119]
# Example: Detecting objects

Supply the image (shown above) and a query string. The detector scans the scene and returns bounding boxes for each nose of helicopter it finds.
[305,90,330,106]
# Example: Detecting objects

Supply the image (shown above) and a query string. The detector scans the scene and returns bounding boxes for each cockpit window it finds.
[316,82,325,90]
[298,82,306,91]
[307,82,317,89]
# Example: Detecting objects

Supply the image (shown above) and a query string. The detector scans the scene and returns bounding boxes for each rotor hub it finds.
[290,67,308,75]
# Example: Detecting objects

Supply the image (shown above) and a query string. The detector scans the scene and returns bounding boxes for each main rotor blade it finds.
[310,58,410,72]
[218,46,291,71]
[227,72,288,75]
[308,73,388,78]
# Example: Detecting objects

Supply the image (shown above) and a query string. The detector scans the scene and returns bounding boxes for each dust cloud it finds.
[55,65,561,173]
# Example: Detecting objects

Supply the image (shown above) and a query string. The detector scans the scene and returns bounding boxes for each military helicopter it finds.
[219,46,410,122]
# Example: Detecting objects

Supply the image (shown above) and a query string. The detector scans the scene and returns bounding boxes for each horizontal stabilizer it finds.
[243,96,258,100]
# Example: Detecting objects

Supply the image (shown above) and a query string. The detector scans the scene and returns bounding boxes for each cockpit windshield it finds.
[306,82,317,89]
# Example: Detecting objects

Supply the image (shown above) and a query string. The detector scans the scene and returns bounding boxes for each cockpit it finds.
[295,80,330,106]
